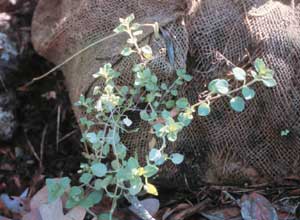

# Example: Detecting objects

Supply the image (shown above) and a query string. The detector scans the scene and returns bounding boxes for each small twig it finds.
[0,73,8,92]
[40,124,48,168]
[169,198,211,220]
[57,129,78,144]
[25,131,42,167]
[56,105,61,152]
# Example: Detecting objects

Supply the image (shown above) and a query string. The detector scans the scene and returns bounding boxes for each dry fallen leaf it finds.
[129,198,160,220]
[23,197,86,220]
[200,206,242,220]
[22,182,86,220]
[240,192,278,220]
[29,186,48,210]
[0,188,29,214]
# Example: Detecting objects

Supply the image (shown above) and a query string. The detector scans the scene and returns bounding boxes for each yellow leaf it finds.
[144,183,158,196]
[137,167,145,176]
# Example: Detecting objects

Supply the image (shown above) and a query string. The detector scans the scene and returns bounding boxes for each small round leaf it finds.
[149,149,162,162]
[91,163,107,177]
[79,173,93,185]
[121,47,134,56]
[230,96,245,112]
[208,79,229,94]
[242,87,255,100]
[176,98,189,109]
[232,67,246,81]
[170,153,184,164]
[262,78,277,88]
[198,103,211,116]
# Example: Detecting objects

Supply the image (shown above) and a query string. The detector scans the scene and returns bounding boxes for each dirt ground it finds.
[0,0,83,196]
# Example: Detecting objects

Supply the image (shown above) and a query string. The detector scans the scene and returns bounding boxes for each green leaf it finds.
[171,89,178,96]
[116,168,132,181]
[149,149,162,162]
[125,13,135,24]
[127,157,139,170]
[66,186,83,208]
[170,153,184,164]
[79,173,93,185]
[153,101,160,108]
[175,79,184,85]
[254,58,266,74]
[106,129,120,145]
[161,110,171,119]
[167,132,178,142]
[154,155,166,166]
[69,186,83,198]
[176,69,186,77]
[113,24,126,33]
[46,177,71,203]
[141,45,153,59]
[178,112,192,126]
[230,96,245,112]
[146,93,155,103]
[140,110,150,121]
[129,176,143,195]
[79,118,94,128]
[143,165,159,178]
[161,83,168,90]
[94,179,102,190]
[121,47,134,56]
[86,132,98,144]
[79,191,103,209]
[102,144,110,156]
[131,22,141,30]
[198,103,211,116]
[153,123,164,137]
[242,87,256,100]
[262,78,277,87]
[115,144,127,159]
[132,64,144,73]
[120,86,129,96]
[232,67,246,81]
[98,213,118,220]
[254,58,274,78]
[251,70,258,79]
[182,74,193,82]
[91,163,107,177]
[208,79,229,94]
[94,175,113,190]
[149,111,158,121]
[111,160,120,170]
[165,100,175,109]
[151,75,158,83]
[281,129,290,136]
[176,98,189,109]
[68,186,83,207]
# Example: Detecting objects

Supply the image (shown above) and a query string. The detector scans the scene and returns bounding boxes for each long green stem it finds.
[25,32,119,87]
[191,79,257,109]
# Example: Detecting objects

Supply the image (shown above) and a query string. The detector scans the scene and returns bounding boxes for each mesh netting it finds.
[31,0,300,188]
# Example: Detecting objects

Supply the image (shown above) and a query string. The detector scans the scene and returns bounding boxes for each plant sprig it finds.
[46,14,276,220]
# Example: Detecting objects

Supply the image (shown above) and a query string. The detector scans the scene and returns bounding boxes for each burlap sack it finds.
[32,0,300,188]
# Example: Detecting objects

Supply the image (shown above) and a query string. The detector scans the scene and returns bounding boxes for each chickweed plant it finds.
[46,14,276,220]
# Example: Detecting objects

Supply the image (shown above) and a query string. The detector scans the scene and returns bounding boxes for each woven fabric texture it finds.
[32,0,300,187]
